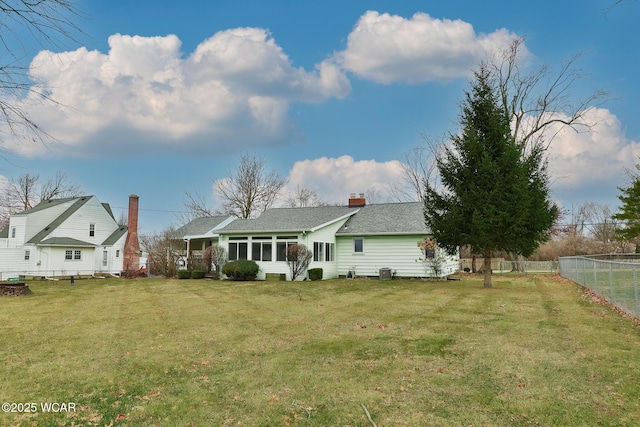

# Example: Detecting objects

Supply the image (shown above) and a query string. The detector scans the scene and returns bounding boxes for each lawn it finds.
[1,275,640,426]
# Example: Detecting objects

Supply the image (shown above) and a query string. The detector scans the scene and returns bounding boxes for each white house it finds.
[180,195,459,280]
[0,195,141,280]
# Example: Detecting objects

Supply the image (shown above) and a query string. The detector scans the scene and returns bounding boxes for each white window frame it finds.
[24,250,30,260]
[353,238,365,254]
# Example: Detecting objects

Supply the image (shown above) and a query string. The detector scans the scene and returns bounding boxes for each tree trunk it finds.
[483,249,492,288]
[471,255,477,273]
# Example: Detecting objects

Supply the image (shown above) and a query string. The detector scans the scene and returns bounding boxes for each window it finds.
[103,250,108,266]
[325,243,334,261]
[116,250,120,258]
[24,250,30,260]
[65,250,73,260]
[313,242,335,262]
[89,223,95,237]
[276,242,296,261]
[425,248,435,259]
[252,242,272,261]
[11,227,15,238]
[228,237,249,261]
[74,250,82,260]
[353,238,364,254]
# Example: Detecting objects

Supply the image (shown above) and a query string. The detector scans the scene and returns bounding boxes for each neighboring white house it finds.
[0,195,141,280]
[179,196,459,280]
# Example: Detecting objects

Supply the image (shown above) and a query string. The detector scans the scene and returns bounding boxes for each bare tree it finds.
[215,152,287,219]
[1,0,83,151]
[490,38,607,155]
[176,190,216,225]
[0,169,81,225]
[139,227,183,278]
[286,244,313,281]
[284,185,327,208]
[208,245,227,279]
[390,141,442,202]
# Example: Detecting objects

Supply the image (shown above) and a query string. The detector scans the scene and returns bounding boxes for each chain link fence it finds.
[559,254,640,318]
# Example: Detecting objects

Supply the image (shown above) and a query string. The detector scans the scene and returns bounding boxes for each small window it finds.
[103,250,108,266]
[65,250,73,260]
[325,243,334,262]
[11,227,15,238]
[353,238,364,254]
[425,248,435,259]
[74,250,82,260]
[116,250,120,258]
[24,250,30,260]
[89,223,95,237]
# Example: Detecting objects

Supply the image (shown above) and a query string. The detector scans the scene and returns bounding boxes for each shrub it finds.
[177,270,191,279]
[286,244,312,281]
[222,260,259,281]
[191,270,205,279]
[308,268,323,281]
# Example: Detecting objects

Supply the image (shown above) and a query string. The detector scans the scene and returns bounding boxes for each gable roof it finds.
[13,197,81,216]
[177,216,232,237]
[219,206,358,234]
[336,202,429,235]
[102,225,128,246]
[27,196,94,244]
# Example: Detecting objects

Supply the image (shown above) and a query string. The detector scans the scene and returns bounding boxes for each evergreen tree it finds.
[613,174,640,252]
[424,65,558,288]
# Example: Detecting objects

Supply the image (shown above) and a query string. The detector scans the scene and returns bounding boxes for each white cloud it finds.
[546,108,640,193]
[4,29,351,157]
[335,11,523,84]
[286,155,406,204]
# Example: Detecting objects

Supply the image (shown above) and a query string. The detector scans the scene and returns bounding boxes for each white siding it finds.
[48,197,119,245]
[95,233,126,275]
[336,235,459,278]
[219,216,351,281]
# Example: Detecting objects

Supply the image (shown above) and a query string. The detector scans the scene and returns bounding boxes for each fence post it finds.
[634,265,639,318]
[609,262,614,304]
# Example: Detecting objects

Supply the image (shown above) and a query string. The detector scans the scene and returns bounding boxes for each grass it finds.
[1,275,640,426]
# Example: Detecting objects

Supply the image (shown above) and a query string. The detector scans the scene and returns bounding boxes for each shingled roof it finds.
[336,202,429,235]
[27,196,93,244]
[177,216,233,237]
[219,206,358,234]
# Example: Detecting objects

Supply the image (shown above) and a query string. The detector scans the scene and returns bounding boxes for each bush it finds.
[177,270,191,279]
[222,260,259,281]
[191,270,205,279]
[308,268,323,281]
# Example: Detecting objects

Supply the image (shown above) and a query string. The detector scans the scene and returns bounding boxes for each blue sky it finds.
[1,0,638,233]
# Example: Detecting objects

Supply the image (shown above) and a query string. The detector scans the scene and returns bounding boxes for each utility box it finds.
[379,268,392,280]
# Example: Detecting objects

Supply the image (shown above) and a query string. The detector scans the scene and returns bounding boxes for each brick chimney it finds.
[123,194,140,274]
[348,193,366,207]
